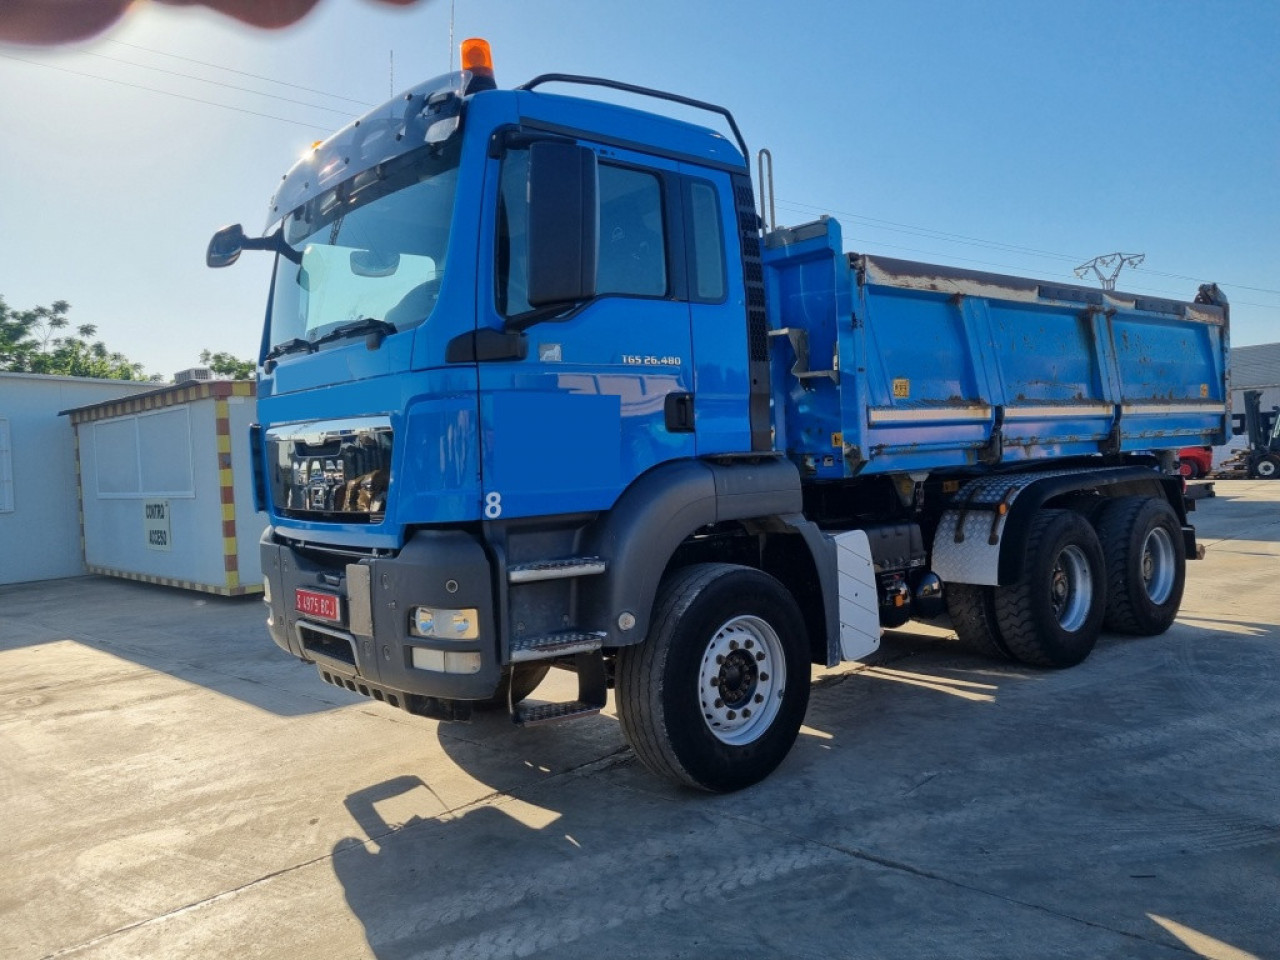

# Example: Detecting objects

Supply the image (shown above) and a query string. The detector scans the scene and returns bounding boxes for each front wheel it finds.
[615,564,810,793]
[1256,455,1280,479]
[473,662,551,711]
[994,509,1106,668]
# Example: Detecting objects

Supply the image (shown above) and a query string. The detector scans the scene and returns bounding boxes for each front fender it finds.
[579,457,805,645]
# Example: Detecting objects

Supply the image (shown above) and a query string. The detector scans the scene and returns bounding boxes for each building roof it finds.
[1233,342,1280,390]
[61,379,255,424]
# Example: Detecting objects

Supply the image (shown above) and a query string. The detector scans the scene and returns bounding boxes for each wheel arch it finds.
[932,465,1186,588]
[580,458,837,663]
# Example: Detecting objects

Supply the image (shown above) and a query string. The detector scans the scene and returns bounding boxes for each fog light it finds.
[411,647,482,675]
[444,651,482,674]
[411,647,445,671]
[410,606,479,640]
[263,578,272,603]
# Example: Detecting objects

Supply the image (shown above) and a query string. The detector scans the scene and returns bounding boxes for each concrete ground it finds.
[2,481,1277,960]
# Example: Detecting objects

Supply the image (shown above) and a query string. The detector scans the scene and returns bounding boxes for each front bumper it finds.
[261,526,502,702]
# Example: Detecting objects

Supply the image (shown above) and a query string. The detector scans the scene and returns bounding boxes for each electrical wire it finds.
[105,39,375,108]
[81,50,358,117]
[0,53,332,131]
[778,197,1280,306]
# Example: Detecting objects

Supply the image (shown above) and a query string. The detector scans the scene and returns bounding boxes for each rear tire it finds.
[945,583,1011,660]
[615,564,810,793]
[1256,455,1280,479]
[994,509,1106,668]
[1096,496,1186,636]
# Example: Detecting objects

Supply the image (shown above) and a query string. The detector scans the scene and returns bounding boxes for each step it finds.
[507,557,606,584]
[509,631,606,663]
[513,700,603,726]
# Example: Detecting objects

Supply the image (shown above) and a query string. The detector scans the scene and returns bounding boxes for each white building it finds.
[0,373,156,585]
[65,379,264,596]
[1231,342,1280,418]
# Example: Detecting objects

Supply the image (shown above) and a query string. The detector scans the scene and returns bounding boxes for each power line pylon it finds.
[1074,252,1145,291]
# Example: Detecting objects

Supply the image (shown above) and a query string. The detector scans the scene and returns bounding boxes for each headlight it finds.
[410,606,479,640]
[262,577,272,604]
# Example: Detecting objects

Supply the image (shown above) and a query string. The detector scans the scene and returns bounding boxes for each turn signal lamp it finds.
[461,37,497,93]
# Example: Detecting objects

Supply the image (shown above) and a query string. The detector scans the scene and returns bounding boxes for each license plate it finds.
[295,588,340,622]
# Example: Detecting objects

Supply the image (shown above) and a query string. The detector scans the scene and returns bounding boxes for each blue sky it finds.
[0,0,1275,379]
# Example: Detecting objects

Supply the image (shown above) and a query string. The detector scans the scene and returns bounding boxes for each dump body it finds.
[765,219,1230,480]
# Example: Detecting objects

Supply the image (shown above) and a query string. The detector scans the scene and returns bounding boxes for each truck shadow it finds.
[326,656,1005,959]
[329,714,635,960]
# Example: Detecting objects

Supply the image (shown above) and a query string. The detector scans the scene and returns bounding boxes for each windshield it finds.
[268,141,461,349]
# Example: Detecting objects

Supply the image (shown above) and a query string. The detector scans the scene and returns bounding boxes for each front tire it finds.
[1096,496,1186,636]
[473,662,551,710]
[1256,455,1280,479]
[994,509,1106,668]
[615,564,810,793]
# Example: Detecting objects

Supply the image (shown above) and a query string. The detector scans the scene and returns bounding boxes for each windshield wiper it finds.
[265,338,315,361]
[262,337,315,372]
[312,317,397,350]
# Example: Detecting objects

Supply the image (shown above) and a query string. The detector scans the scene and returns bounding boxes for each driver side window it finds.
[496,150,667,317]
[596,164,666,297]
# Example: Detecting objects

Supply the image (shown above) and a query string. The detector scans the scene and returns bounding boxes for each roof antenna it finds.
[449,0,456,72]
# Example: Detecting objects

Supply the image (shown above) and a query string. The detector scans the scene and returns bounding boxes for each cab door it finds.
[474,139,696,521]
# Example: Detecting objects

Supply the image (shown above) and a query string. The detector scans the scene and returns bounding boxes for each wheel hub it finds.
[1140,527,1176,603]
[699,616,786,746]
[1049,545,1092,631]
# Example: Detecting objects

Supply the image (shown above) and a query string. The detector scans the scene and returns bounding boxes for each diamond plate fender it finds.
[930,466,1172,587]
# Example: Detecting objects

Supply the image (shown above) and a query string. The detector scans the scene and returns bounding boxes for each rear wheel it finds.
[945,583,1011,660]
[1096,496,1186,635]
[1178,458,1201,480]
[615,564,810,792]
[994,509,1106,668]
[1256,455,1280,479]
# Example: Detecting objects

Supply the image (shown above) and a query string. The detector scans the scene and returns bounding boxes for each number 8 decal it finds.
[484,491,503,519]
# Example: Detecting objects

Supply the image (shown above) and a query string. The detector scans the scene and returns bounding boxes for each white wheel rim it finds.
[1260,460,1277,477]
[1050,545,1093,632]
[1142,526,1176,604]
[698,615,786,746]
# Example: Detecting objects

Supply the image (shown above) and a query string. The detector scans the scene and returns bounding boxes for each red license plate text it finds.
[295,588,340,621]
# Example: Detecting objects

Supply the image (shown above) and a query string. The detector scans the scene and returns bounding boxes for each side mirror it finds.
[526,141,597,307]
[207,224,246,268]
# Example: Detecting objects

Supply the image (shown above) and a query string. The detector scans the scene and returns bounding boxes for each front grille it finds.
[266,417,393,523]
[298,623,357,666]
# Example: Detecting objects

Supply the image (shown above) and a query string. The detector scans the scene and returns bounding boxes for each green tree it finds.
[200,349,256,380]
[0,295,150,380]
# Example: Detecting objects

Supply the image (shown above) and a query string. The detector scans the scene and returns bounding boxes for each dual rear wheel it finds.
[947,497,1185,668]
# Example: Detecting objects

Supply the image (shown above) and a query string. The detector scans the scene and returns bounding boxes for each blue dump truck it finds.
[209,41,1229,791]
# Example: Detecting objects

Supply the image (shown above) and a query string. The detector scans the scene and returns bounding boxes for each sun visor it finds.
[266,71,471,231]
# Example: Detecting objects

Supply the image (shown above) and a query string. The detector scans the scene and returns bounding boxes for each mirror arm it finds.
[244,229,302,264]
